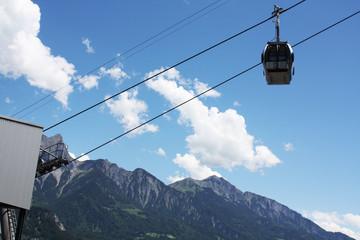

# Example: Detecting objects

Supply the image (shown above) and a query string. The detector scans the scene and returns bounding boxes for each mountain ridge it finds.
[171,175,339,239]
[24,134,354,240]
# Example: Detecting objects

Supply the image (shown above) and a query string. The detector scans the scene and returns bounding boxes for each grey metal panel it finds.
[0,115,43,210]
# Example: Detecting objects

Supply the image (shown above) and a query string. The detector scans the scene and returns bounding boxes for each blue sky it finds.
[1,0,359,238]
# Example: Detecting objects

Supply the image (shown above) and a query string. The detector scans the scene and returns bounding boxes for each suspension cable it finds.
[71,8,360,161]
[11,0,229,118]
[293,10,360,47]
[17,0,232,120]
[43,0,306,132]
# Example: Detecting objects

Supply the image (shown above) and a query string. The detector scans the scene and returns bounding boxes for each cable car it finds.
[262,41,294,84]
[262,5,294,85]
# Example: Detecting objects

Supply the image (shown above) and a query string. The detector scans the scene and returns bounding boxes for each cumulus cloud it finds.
[303,211,360,240]
[284,142,295,151]
[344,214,360,229]
[78,153,90,161]
[77,74,99,90]
[75,64,129,90]
[100,65,129,80]
[0,0,76,107]
[68,152,90,161]
[167,171,185,183]
[100,65,129,86]
[173,153,222,180]
[145,67,219,98]
[105,89,158,136]
[164,114,172,121]
[146,67,281,178]
[82,38,95,53]
[156,148,166,157]
[194,79,220,98]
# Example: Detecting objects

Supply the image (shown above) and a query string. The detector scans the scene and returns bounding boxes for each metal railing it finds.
[37,143,70,178]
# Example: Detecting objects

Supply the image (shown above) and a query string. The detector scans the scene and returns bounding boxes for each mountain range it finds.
[22,134,354,240]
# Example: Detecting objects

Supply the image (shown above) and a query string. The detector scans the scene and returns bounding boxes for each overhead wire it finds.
[74,63,262,161]
[43,0,307,132]
[71,8,360,162]
[101,0,231,73]
[292,10,360,48]
[16,0,233,120]
[11,0,229,119]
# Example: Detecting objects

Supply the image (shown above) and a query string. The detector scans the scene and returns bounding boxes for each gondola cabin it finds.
[261,41,294,85]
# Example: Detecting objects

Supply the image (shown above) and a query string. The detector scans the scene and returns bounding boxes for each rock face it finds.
[40,134,73,161]
[26,135,355,240]
[30,159,353,240]
[41,134,64,148]
[172,176,346,240]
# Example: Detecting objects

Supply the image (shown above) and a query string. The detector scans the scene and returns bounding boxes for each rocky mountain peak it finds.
[172,175,245,202]
[169,177,203,193]
[40,133,73,161]
[33,135,355,240]
[201,175,243,195]
[41,134,64,148]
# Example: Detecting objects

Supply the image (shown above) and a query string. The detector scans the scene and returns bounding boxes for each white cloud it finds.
[5,97,12,104]
[173,153,222,180]
[233,101,241,107]
[68,152,76,159]
[344,214,360,229]
[167,171,185,183]
[284,142,295,151]
[82,38,95,53]
[164,114,172,121]
[303,211,360,240]
[100,65,129,80]
[78,153,90,161]
[100,65,129,86]
[193,79,221,98]
[156,148,166,157]
[68,152,90,161]
[146,67,281,175]
[0,0,76,107]
[105,89,158,136]
[77,74,99,90]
